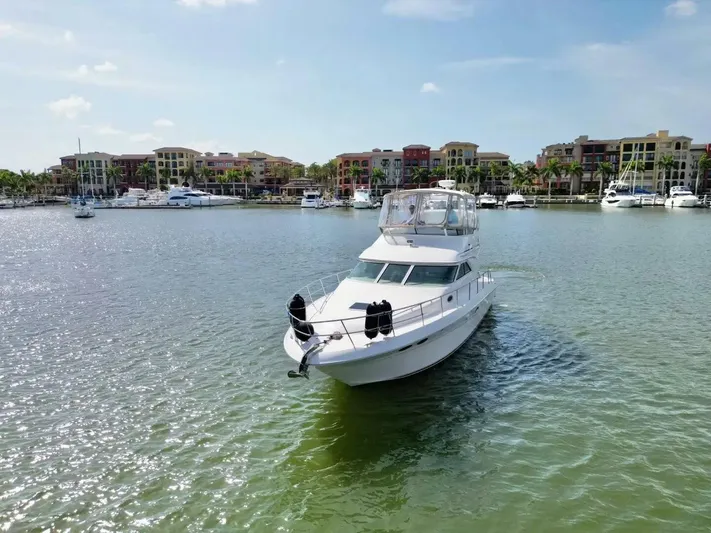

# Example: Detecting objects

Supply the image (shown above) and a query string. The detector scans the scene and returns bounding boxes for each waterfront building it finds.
[477,152,511,194]
[154,147,201,185]
[335,141,510,195]
[114,154,155,189]
[370,149,403,192]
[402,144,431,185]
[620,131,692,194]
[689,144,711,193]
[75,152,114,194]
[335,152,373,196]
[442,142,479,178]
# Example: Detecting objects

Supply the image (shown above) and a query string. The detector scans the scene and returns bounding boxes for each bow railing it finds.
[286,270,494,350]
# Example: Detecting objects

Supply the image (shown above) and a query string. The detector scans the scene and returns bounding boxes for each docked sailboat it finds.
[73,198,95,218]
[283,180,496,386]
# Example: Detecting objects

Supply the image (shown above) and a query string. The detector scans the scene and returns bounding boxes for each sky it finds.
[1,0,710,172]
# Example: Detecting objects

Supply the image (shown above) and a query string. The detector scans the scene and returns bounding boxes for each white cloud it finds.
[130,132,163,143]
[97,125,124,136]
[64,30,74,42]
[559,25,711,134]
[47,95,92,119]
[94,61,118,73]
[276,58,286,66]
[0,23,18,38]
[443,56,532,70]
[665,0,697,17]
[383,0,475,21]
[153,118,175,128]
[420,82,440,93]
[76,64,89,76]
[176,0,257,7]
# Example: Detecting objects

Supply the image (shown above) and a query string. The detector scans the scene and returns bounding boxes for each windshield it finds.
[405,265,458,285]
[348,261,385,281]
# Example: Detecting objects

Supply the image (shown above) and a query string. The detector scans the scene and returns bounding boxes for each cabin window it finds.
[349,261,385,281]
[405,265,458,286]
[379,264,410,284]
[456,262,472,280]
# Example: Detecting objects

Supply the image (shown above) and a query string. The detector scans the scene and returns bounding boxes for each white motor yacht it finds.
[601,182,639,208]
[352,188,373,209]
[504,192,525,208]
[283,179,496,386]
[166,186,240,207]
[664,186,699,208]
[73,198,95,218]
[478,193,497,209]
[301,190,323,208]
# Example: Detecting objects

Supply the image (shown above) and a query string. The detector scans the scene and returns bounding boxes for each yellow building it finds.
[154,147,201,185]
[441,142,479,177]
[619,130,692,194]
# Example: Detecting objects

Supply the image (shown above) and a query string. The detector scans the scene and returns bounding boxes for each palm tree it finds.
[19,170,35,196]
[451,166,466,188]
[242,166,254,198]
[59,166,79,195]
[541,158,562,198]
[182,162,197,187]
[488,162,504,190]
[348,165,362,190]
[412,167,430,188]
[322,159,338,193]
[105,164,123,195]
[566,161,584,195]
[225,169,242,197]
[199,165,213,191]
[159,168,172,190]
[465,166,485,192]
[136,163,153,191]
[307,163,321,182]
[292,165,306,179]
[35,171,52,200]
[594,161,615,199]
[507,162,524,193]
[525,164,540,192]
[658,155,676,195]
[430,166,446,180]
[697,153,711,195]
[371,168,385,199]
[216,173,229,195]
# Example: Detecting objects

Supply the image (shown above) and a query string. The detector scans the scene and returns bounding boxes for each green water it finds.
[1,205,710,532]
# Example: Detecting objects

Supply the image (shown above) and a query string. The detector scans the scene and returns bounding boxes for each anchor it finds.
[287,332,343,380]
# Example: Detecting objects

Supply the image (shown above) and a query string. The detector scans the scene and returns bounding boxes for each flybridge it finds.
[377,184,479,237]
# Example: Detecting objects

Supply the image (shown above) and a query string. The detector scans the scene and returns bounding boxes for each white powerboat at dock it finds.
[283,179,496,386]
[352,188,374,209]
[478,193,497,209]
[301,190,323,208]
[664,186,699,208]
[504,192,525,208]
[166,186,240,207]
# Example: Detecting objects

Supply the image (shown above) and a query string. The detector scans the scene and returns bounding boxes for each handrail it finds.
[286,270,494,341]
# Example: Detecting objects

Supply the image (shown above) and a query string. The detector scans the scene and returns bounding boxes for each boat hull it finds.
[601,197,638,208]
[664,197,698,208]
[352,201,372,209]
[479,202,497,209]
[285,286,495,387]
